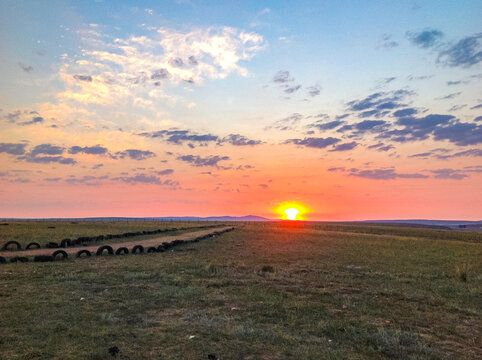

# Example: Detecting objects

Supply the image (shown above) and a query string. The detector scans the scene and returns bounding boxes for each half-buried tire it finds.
[10,256,28,263]
[96,245,114,256]
[76,249,91,258]
[1,241,22,251]
[60,239,71,248]
[72,239,82,246]
[46,242,59,249]
[131,245,144,254]
[0,256,6,264]
[115,247,129,255]
[156,245,166,252]
[52,250,68,261]
[147,246,157,253]
[26,242,41,250]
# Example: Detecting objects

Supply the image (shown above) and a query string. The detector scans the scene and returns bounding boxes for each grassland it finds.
[0,221,480,359]
[0,221,219,249]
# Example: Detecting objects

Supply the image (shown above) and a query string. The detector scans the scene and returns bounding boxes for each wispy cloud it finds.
[177,154,229,167]
[69,145,108,155]
[265,113,303,131]
[0,143,27,155]
[430,168,467,180]
[18,62,34,73]
[438,33,482,68]
[115,149,156,160]
[328,167,428,180]
[271,70,302,96]
[18,116,43,126]
[406,29,443,48]
[139,129,262,147]
[329,141,358,152]
[112,173,179,186]
[59,25,264,106]
[157,169,174,175]
[285,137,340,149]
[378,34,399,49]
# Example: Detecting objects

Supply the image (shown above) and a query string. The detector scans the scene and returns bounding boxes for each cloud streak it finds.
[0,143,27,155]
[112,173,179,186]
[177,154,230,167]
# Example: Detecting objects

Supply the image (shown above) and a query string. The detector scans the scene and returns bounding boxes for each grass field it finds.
[0,221,480,359]
[0,221,220,249]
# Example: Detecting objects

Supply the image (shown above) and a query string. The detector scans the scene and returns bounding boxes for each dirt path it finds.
[0,226,233,258]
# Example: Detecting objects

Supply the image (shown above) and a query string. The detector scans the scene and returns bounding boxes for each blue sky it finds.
[2,0,481,108]
[0,0,481,219]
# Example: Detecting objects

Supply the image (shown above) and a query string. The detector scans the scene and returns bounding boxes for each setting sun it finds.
[274,201,310,220]
[284,208,299,220]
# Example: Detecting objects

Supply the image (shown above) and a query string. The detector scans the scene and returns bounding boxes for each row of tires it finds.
[0,225,222,251]
[0,227,234,264]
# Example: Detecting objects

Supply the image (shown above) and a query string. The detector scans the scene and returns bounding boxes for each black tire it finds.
[26,242,41,250]
[45,242,59,249]
[147,246,157,253]
[10,256,28,263]
[77,237,91,244]
[34,255,54,262]
[76,249,91,258]
[96,245,114,256]
[52,250,68,261]
[72,239,82,246]
[1,241,22,251]
[0,256,6,264]
[115,247,129,255]
[156,245,166,252]
[131,245,144,254]
[60,239,71,248]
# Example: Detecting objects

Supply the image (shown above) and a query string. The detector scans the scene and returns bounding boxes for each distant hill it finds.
[362,219,482,232]
[150,215,272,222]
[364,219,481,226]
[0,215,273,222]
[198,215,272,222]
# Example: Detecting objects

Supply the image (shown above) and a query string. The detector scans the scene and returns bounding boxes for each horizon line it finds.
[0,216,481,223]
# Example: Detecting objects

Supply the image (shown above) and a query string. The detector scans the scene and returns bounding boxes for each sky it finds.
[0,0,481,220]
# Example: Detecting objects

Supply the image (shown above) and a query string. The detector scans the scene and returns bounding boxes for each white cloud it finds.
[57,25,264,107]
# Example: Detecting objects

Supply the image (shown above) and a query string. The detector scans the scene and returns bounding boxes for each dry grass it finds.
[0,220,216,248]
[0,221,480,359]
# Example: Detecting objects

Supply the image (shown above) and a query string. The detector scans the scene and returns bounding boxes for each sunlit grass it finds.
[0,222,480,359]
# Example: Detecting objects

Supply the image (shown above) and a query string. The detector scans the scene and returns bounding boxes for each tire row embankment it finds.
[0,224,225,251]
[0,227,235,264]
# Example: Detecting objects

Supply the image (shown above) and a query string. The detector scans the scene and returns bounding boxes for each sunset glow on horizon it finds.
[284,208,299,221]
[274,202,310,220]
[0,1,481,220]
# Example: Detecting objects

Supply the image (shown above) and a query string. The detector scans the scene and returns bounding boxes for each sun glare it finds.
[274,201,310,220]
[284,208,299,220]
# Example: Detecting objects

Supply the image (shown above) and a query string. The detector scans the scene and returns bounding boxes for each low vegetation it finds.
[0,221,480,359]
[0,221,220,249]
